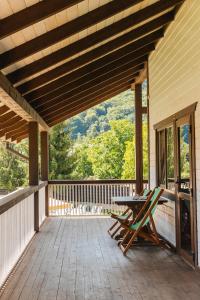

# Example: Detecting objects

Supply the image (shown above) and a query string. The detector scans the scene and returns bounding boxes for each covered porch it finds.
[1,217,200,300]
[1,0,200,298]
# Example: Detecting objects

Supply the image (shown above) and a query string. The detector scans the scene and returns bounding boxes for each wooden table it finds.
[112,195,168,208]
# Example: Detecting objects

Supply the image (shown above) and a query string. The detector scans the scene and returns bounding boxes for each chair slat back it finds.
[130,188,164,230]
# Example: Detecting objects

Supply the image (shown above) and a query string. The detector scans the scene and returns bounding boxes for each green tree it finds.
[49,121,76,179]
[88,120,134,179]
[0,142,28,191]
[72,142,93,179]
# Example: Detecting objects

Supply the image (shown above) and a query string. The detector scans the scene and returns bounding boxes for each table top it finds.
[111,196,168,206]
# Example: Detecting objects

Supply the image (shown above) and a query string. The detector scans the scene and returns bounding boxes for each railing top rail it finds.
[49,179,148,184]
[0,181,47,215]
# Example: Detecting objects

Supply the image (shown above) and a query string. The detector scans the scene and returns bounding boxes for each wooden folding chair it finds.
[108,188,150,238]
[119,187,164,255]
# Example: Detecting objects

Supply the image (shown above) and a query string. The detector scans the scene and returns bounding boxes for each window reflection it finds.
[179,124,190,193]
[167,127,175,191]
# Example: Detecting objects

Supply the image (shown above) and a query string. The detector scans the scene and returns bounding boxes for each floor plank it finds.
[1,217,200,300]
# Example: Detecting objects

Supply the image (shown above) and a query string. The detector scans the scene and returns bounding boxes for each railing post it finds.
[29,121,39,232]
[41,131,49,217]
[135,83,143,194]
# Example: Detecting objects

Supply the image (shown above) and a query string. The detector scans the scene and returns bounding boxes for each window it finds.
[157,126,175,191]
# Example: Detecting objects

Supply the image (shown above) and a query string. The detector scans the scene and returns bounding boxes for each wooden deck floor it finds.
[1,217,200,300]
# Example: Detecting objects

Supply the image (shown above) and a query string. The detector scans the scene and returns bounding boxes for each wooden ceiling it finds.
[0,0,184,142]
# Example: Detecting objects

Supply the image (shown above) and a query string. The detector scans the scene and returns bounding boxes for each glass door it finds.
[175,115,195,265]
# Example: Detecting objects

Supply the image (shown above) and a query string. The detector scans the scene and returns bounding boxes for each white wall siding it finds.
[149,0,200,254]
[0,194,34,287]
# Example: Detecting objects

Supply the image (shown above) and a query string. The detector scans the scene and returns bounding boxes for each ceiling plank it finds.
[0,0,143,69]
[35,64,143,113]
[11,129,29,142]
[0,0,83,40]
[25,54,147,102]
[8,10,174,84]
[0,72,49,131]
[19,42,155,95]
[41,71,135,119]
[48,83,130,126]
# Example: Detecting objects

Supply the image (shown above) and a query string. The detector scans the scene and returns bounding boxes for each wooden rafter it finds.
[19,42,155,95]
[8,9,175,84]
[0,72,49,131]
[31,61,145,106]
[48,83,131,126]
[0,0,84,40]
[0,105,10,115]
[0,0,143,69]
[35,65,143,114]
[42,73,135,121]
[25,54,147,103]
[0,120,27,138]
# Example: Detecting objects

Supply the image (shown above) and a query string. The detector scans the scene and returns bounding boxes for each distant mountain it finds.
[68,82,147,140]
[68,89,135,139]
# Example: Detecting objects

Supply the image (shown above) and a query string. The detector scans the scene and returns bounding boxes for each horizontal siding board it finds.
[149,0,200,258]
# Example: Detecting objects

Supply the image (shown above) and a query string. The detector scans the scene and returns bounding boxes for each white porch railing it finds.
[48,180,148,216]
[0,182,47,288]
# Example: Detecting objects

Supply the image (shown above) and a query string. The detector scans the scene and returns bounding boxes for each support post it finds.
[135,83,143,194]
[41,131,49,217]
[29,121,39,232]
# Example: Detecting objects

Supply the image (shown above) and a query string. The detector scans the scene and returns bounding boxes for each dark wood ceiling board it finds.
[25,55,148,103]
[6,124,28,139]
[0,0,84,40]
[0,120,27,138]
[8,11,174,84]
[41,74,134,119]
[30,61,144,105]
[19,42,155,95]
[47,83,130,126]
[0,116,22,128]
[18,30,161,94]
[0,111,16,123]
[35,65,142,113]
[11,129,28,142]
[0,105,10,115]
[0,0,144,69]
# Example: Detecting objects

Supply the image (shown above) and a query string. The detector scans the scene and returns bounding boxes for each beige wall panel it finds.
[149,0,200,259]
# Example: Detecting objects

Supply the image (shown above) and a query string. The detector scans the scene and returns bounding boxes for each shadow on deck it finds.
[1,217,200,300]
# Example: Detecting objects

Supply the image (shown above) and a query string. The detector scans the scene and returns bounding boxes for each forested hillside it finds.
[0,85,148,191]
[68,89,135,139]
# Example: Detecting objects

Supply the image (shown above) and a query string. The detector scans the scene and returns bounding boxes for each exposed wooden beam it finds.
[6,124,28,139]
[0,116,22,128]
[0,120,27,138]
[36,66,141,115]
[0,72,49,131]
[30,61,144,105]
[19,30,162,95]
[8,11,173,84]
[0,105,10,115]
[25,55,147,103]
[43,74,134,121]
[11,129,29,143]
[0,111,16,123]
[0,0,83,40]
[19,42,155,95]
[0,0,143,69]
[48,84,130,126]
